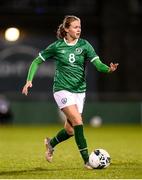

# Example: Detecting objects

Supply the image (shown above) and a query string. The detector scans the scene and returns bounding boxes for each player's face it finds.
[66,20,81,39]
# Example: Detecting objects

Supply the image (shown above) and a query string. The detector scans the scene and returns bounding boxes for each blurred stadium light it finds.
[5,27,20,41]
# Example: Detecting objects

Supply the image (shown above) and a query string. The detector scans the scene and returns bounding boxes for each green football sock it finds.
[74,124,89,164]
[50,128,73,148]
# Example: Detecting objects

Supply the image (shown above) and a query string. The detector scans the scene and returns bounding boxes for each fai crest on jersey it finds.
[61,98,67,104]
[75,48,82,55]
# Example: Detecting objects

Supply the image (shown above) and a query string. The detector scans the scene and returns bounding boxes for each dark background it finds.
[0,0,142,101]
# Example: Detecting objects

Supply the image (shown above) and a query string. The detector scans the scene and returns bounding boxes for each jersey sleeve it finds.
[27,56,43,81]
[92,58,110,73]
[39,42,56,61]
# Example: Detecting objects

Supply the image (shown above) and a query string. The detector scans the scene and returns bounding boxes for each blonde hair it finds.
[57,15,80,39]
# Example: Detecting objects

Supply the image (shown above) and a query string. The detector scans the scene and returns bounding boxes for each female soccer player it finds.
[22,15,118,169]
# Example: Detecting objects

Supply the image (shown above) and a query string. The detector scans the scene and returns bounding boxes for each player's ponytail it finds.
[56,15,80,39]
[57,24,66,39]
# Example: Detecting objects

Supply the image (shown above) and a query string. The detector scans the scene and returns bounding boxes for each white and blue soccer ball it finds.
[89,149,111,169]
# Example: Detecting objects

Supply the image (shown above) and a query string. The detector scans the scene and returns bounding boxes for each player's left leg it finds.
[62,105,90,165]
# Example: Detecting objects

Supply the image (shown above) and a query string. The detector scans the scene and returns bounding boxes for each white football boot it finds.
[44,137,54,162]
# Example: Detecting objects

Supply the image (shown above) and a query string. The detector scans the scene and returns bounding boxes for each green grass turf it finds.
[0,124,142,179]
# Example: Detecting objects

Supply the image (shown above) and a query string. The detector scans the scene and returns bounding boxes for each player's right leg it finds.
[45,119,74,162]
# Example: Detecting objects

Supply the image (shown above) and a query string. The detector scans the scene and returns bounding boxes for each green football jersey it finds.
[39,38,98,93]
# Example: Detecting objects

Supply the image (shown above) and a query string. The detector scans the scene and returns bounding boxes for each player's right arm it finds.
[22,41,56,96]
[22,56,43,96]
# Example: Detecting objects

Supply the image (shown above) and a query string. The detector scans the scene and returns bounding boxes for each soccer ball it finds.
[89,149,111,169]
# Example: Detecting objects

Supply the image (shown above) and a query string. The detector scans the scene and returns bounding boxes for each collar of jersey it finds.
[64,38,78,46]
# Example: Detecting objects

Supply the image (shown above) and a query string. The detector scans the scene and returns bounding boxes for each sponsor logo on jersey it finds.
[61,98,67,104]
[75,48,82,55]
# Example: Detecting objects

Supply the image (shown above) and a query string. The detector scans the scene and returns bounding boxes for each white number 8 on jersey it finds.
[69,53,76,63]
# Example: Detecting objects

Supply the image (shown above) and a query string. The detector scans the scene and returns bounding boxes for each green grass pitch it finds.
[0,124,142,179]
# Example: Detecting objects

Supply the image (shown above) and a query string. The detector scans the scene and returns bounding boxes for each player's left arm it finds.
[91,58,119,73]
[85,40,118,73]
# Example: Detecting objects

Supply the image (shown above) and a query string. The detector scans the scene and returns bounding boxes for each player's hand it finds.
[22,81,32,96]
[109,62,119,72]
